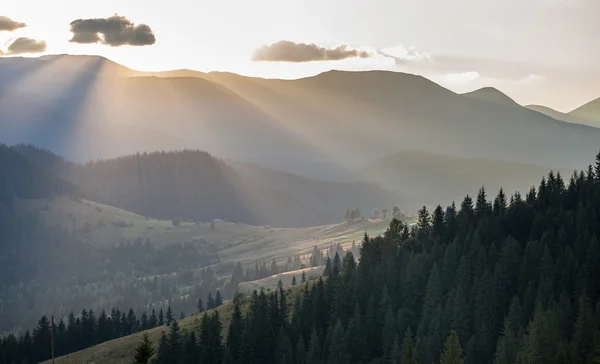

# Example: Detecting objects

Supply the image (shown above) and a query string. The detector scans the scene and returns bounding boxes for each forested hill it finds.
[128,151,600,364]
[10,145,400,227]
[0,144,71,207]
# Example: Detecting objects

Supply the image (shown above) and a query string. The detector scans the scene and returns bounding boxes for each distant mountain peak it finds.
[462,87,519,106]
[569,96,600,123]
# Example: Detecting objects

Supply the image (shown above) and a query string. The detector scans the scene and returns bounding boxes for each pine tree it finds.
[215,290,223,307]
[292,276,297,286]
[153,332,169,364]
[401,328,417,364]
[346,306,368,363]
[595,150,600,183]
[296,336,308,364]
[166,306,174,326]
[440,331,464,364]
[158,309,164,326]
[166,320,182,364]
[327,320,346,364]
[197,297,205,313]
[226,303,244,364]
[572,291,595,364]
[432,205,446,238]
[131,333,155,364]
[182,332,198,364]
[307,329,323,364]
[149,309,157,328]
[207,293,215,310]
[32,315,51,363]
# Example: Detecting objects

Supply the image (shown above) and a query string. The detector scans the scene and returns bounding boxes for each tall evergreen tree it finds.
[165,305,174,326]
[440,331,464,364]
[131,333,155,364]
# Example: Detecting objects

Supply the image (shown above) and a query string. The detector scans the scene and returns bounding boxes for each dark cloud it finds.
[0,16,26,32]
[0,37,46,56]
[69,14,156,47]
[252,40,373,62]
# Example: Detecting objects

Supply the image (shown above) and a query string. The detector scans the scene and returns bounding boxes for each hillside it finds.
[13,145,398,227]
[526,104,600,128]
[462,87,519,107]
[569,96,600,127]
[2,55,600,178]
[356,150,558,208]
[3,178,391,334]
[37,150,600,364]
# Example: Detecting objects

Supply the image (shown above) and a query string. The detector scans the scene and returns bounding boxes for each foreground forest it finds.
[4,151,599,363]
[140,150,599,364]
[132,151,600,364]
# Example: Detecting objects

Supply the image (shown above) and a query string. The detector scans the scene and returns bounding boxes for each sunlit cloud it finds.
[518,74,545,84]
[444,71,480,84]
[69,14,156,47]
[252,40,375,62]
[0,37,47,55]
[379,44,432,63]
[0,16,26,32]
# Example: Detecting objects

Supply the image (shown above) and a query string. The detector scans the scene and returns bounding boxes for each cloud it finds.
[252,40,375,62]
[379,44,432,63]
[0,37,46,56]
[0,16,26,32]
[518,74,546,84]
[444,71,480,83]
[69,14,156,46]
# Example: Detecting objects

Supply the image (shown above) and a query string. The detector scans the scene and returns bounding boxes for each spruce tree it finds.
[158,309,164,326]
[401,328,417,364]
[572,291,595,364]
[327,320,346,364]
[149,309,157,328]
[166,306,174,326]
[226,303,244,364]
[182,332,198,364]
[307,329,323,364]
[197,297,205,313]
[440,331,464,364]
[131,333,155,364]
[215,290,223,307]
[166,320,182,364]
[153,332,169,364]
[207,293,215,310]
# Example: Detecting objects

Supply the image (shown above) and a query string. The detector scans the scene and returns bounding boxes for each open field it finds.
[238,266,323,293]
[16,196,395,268]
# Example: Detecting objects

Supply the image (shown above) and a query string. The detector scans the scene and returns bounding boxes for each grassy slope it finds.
[17,196,392,266]
[27,196,392,363]
[45,283,310,364]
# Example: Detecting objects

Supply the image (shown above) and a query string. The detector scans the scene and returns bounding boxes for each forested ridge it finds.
[11,144,396,227]
[3,149,600,363]
[133,150,600,363]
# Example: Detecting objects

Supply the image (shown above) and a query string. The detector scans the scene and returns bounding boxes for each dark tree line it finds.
[136,151,600,364]
[0,304,180,364]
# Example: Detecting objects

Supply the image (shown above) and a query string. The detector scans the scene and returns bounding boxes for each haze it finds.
[2,0,599,111]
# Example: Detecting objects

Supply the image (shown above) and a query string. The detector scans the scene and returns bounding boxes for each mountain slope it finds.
[462,87,519,107]
[2,55,600,177]
[356,150,558,208]
[526,104,600,128]
[204,69,600,171]
[14,145,398,227]
[568,96,600,126]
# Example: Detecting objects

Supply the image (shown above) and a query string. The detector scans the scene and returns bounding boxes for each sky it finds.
[1,0,599,112]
